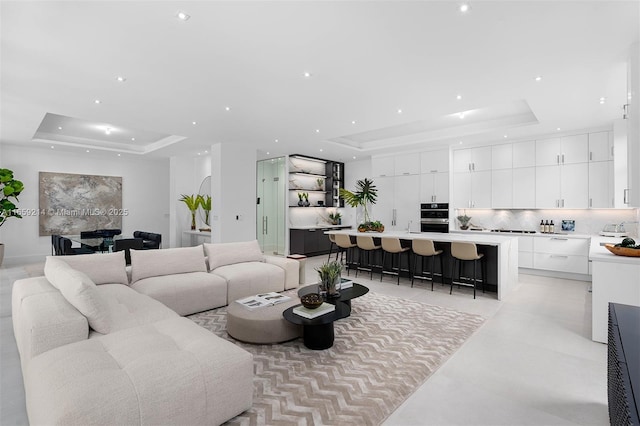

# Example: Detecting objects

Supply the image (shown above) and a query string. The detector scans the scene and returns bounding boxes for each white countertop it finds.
[290,224,352,230]
[452,230,593,239]
[589,236,640,264]
[327,229,517,246]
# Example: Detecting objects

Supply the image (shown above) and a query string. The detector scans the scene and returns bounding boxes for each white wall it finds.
[0,145,170,264]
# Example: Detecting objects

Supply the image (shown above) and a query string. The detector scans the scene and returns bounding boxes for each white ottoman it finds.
[227,296,302,344]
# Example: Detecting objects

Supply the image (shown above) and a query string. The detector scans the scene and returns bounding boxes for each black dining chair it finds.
[133,231,162,249]
[113,238,144,264]
[97,229,122,237]
[60,237,94,255]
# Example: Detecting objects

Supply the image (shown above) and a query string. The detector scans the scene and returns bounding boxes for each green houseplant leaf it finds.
[339,178,378,224]
[0,168,23,229]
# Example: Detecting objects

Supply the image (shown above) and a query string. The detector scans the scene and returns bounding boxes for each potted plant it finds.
[297,192,304,206]
[197,194,211,228]
[328,211,342,225]
[0,168,24,267]
[316,178,324,190]
[339,178,382,232]
[457,214,471,230]
[302,192,310,207]
[179,194,200,230]
[316,260,343,298]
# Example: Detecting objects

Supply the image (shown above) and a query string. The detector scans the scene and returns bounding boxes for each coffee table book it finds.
[293,302,336,319]
[338,277,353,290]
[236,292,292,310]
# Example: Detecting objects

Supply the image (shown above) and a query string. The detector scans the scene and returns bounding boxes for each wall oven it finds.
[420,203,449,233]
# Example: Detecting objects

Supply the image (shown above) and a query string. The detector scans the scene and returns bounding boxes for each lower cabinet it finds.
[532,236,589,274]
[289,228,332,256]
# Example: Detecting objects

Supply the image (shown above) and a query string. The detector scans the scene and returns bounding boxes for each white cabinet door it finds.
[420,173,435,203]
[433,172,449,203]
[513,140,536,168]
[472,146,493,171]
[492,169,512,208]
[453,172,472,208]
[536,138,561,166]
[421,149,450,173]
[512,167,536,208]
[373,176,395,226]
[561,163,588,208]
[394,174,420,232]
[492,144,512,170]
[394,154,420,175]
[453,149,472,173]
[535,165,561,208]
[471,170,492,208]
[371,156,395,177]
[588,161,613,208]
[561,134,589,164]
[589,131,612,162]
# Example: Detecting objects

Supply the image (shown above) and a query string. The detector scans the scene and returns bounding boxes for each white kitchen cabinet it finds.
[512,167,536,208]
[589,131,612,162]
[533,253,589,274]
[536,135,588,166]
[394,153,421,176]
[453,146,492,172]
[420,149,449,173]
[453,172,472,209]
[513,140,536,168]
[375,175,420,232]
[453,170,491,208]
[532,236,589,275]
[491,169,512,208]
[420,172,449,203]
[371,156,395,177]
[589,160,614,208]
[492,144,512,170]
[518,236,534,269]
[373,176,395,225]
[535,162,588,208]
[535,165,561,208]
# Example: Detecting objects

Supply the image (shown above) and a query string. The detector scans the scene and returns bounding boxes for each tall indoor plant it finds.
[197,194,212,227]
[0,168,24,266]
[179,194,200,230]
[339,178,383,232]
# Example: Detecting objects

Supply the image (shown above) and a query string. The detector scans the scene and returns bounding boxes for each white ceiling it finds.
[1,1,638,163]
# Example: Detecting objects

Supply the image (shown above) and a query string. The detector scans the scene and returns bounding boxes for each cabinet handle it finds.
[611,146,614,157]
[264,217,268,235]
[430,169,438,173]
[562,154,565,164]
[472,163,475,171]
[468,163,471,171]
[472,201,475,208]
[556,154,560,164]
[589,198,592,208]
[562,199,565,207]
[380,174,387,177]
[551,237,569,241]
[589,151,593,161]
[624,189,629,204]
[403,172,410,175]
[555,199,559,207]
[550,255,569,258]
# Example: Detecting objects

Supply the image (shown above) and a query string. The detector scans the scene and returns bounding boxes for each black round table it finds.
[297,283,369,308]
[282,302,350,350]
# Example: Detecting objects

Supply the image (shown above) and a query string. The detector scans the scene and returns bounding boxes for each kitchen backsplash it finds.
[454,208,640,237]
[289,207,345,227]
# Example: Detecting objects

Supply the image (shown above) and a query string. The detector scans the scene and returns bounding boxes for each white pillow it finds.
[44,257,111,334]
[204,240,264,270]
[130,246,207,283]
[50,251,128,285]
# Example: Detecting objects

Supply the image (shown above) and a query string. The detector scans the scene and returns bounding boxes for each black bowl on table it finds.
[300,293,323,309]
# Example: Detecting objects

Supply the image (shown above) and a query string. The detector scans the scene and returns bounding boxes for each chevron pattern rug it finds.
[189,292,484,425]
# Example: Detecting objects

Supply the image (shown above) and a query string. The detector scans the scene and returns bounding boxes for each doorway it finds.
[256,157,286,255]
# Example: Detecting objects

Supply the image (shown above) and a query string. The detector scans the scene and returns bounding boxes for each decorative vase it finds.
[303,200,310,207]
[298,200,304,206]
[460,225,469,230]
[323,276,340,298]
[190,212,196,230]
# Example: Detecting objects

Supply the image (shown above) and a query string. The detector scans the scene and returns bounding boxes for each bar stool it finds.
[355,235,382,279]
[411,239,443,290]
[334,233,357,276]
[327,233,338,261]
[450,242,484,299]
[380,237,411,285]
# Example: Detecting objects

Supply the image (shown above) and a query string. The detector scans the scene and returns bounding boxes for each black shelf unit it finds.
[288,154,344,208]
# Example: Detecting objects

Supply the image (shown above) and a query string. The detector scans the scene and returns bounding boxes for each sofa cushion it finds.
[43,258,112,334]
[212,262,285,304]
[204,240,264,270]
[47,252,128,285]
[130,246,207,284]
[25,317,254,426]
[94,284,178,334]
[131,272,227,316]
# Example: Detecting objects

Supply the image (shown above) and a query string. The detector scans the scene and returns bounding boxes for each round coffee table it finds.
[298,283,369,308]
[282,302,350,350]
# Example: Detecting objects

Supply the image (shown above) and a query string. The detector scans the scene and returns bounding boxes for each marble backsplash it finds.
[454,208,640,237]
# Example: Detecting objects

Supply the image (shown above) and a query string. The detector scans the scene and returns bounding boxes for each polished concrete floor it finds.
[0,256,607,425]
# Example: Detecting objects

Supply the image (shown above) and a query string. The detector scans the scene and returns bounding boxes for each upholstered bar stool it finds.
[355,235,382,279]
[334,233,357,275]
[380,237,411,285]
[411,239,443,290]
[327,233,337,261]
[450,242,485,299]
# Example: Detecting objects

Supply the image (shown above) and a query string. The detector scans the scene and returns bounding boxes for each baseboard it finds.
[519,267,592,282]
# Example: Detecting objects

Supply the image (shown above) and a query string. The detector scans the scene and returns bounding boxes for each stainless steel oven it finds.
[420,203,449,233]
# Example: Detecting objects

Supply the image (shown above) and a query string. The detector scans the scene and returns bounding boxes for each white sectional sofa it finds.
[11,240,300,425]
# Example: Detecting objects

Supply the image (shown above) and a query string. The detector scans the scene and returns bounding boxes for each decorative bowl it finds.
[300,293,323,309]
[604,244,640,257]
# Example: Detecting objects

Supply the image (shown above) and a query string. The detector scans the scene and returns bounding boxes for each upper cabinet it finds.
[394,153,421,175]
[453,146,492,173]
[512,140,536,168]
[589,131,613,162]
[491,144,512,170]
[420,149,450,173]
[371,156,395,177]
[536,135,588,166]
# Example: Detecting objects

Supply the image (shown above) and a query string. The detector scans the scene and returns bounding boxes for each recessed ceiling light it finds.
[116,76,126,83]
[225,106,230,111]
[131,137,135,141]
[319,149,323,152]
[266,152,270,155]
[459,112,465,119]
[535,76,542,82]
[94,99,101,104]
[86,150,90,153]
[459,141,463,144]
[204,150,208,154]
[57,126,62,130]
[460,3,470,13]
[351,120,356,124]
[275,139,279,143]
[176,11,190,21]
[197,152,201,156]
[456,94,462,100]
[599,97,606,104]
[117,153,121,157]
[503,134,508,138]
[303,71,312,78]
[315,129,320,133]
[192,121,197,125]
[352,156,357,160]
[397,109,403,114]
[105,128,112,135]
[50,145,55,149]
[556,127,561,131]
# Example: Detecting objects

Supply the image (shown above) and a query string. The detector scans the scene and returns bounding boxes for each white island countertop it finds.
[589,235,640,265]
[326,229,519,301]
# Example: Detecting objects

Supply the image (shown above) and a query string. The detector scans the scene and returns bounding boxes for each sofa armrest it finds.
[12,277,89,362]
[264,256,300,289]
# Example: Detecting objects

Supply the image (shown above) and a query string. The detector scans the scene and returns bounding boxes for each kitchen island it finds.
[326,230,519,300]
[589,236,640,343]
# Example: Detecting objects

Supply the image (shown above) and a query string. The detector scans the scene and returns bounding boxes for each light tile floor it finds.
[0,257,608,425]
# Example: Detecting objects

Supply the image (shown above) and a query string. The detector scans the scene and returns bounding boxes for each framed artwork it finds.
[39,172,123,236]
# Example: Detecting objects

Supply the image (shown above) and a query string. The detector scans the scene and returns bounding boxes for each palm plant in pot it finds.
[0,168,24,267]
[339,178,383,232]
[316,260,343,298]
[179,194,201,230]
[197,194,212,229]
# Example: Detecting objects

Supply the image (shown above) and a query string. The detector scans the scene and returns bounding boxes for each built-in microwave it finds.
[420,203,449,233]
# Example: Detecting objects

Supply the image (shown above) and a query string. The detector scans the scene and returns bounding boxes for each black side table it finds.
[282,302,350,350]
